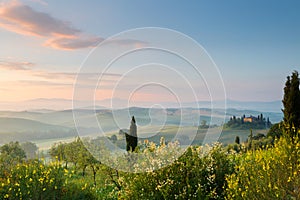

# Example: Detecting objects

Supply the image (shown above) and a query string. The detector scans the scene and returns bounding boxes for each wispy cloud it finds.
[0,1,79,37]
[0,57,122,89]
[28,0,48,6]
[0,1,146,50]
[19,80,72,87]
[0,57,122,81]
[33,71,122,81]
[0,59,35,70]
[44,35,104,50]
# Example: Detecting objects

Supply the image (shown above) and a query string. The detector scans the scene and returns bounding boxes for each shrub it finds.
[226,137,300,199]
[0,159,97,199]
[120,143,235,199]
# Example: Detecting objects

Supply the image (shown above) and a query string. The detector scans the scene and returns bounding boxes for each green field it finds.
[100,125,269,152]
[24,125,269,151]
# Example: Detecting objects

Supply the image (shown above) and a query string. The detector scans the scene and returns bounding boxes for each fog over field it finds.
[0,102,282,149]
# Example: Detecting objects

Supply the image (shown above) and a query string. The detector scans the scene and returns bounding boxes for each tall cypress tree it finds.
[282,71,300,136]
[125,116,138,152]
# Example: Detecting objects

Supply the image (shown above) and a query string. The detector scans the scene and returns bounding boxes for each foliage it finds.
[0,134,299,199]
[226,136,300,199]
[235,136,240,144]
[0,141,26,161]
[248,136,273,150]
[0,141,26,177]
[226,143,243,153]
[282,70,300,136]
[20,142,38,160]
[267,122,284,138]
[119,143,235,199]
[199,120,209,129]
[109,134,118,143]
[49,142,67,163]
[49,137,105,187]
[0,159,97,199]
[125,116,138,152]
[245,130,273,151]
[64,137,83,171]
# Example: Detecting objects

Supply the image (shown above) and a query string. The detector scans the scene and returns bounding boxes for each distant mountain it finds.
[0,98,96,111]
[97,98,282,113]
[225,99,282,113]
[0,98,282,113]
[179,99,282,113]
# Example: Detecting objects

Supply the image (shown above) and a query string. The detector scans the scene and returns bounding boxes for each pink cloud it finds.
[0,1,146,50]
[44,35,104,50]
[0,59,35,70]
[0,1,100,50]
[0,1,79,37]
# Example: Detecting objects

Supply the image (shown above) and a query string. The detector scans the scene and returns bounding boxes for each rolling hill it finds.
[0,117,70,133]
[0,106,283,148]
[0,117,76,144]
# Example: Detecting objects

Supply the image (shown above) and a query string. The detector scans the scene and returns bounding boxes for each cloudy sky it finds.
[0,0,299,107]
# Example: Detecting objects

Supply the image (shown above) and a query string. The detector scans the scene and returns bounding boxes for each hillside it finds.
[0,117,76,144]
[0,117,70,133]
[0,107,282,147]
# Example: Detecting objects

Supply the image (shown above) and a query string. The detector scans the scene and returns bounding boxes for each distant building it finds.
[243,116,258,123]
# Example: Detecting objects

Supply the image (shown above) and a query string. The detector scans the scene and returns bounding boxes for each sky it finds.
[0,0,299,108]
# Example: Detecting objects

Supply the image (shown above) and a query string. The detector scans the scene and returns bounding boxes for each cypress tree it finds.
[125,116,138,152]
[235,136,240,144]
[282,71,300,136]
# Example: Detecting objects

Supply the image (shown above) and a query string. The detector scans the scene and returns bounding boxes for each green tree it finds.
[248,129,253,150]
[77,139,91,177]
[235,136,240,144]
[0,141,26,160]
[282,71,300,136]
[86,139,102,186]
[110,134,118,143]
[199,120,209,129]
[49,142,68,168]
[125,116,138,152]
[88,154,101,186]
[21,142,38,159]
[0,142,26,176]
[65,137,82,171]
[267,122,283,138]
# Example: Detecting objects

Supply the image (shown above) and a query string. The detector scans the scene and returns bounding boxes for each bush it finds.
[119,143,235,199]
[0,159,97,200]
[267,122,284,138]
[226,137,300,199]
[226,143,243,153]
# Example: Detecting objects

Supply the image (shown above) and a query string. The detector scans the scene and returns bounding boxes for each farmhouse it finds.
[243,116,258,123]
